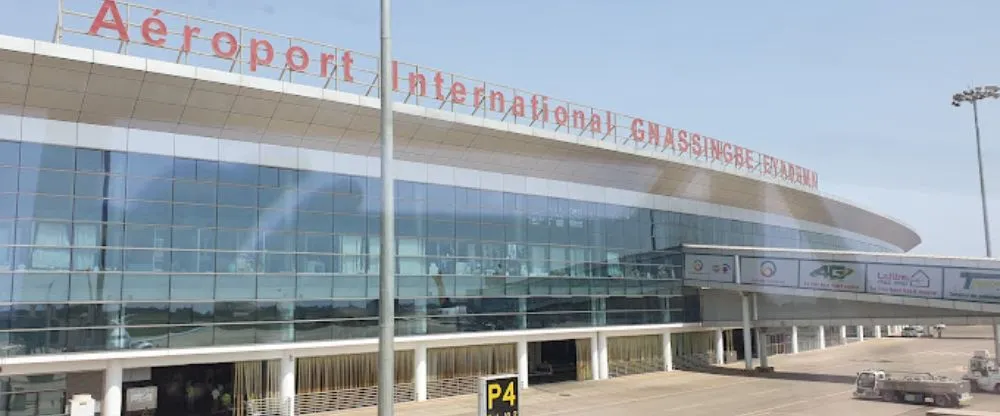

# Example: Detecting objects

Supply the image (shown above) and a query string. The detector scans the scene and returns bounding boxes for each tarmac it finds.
[330,325,1000,416]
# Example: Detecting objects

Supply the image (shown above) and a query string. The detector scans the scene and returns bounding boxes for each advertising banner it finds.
[866,264,943,298]
[684,254,735,283]
[943,268,1000,303]
[739,257,799,287]
[798,260,865,292]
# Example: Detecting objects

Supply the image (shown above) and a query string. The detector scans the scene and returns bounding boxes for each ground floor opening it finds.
[528,340,578,385]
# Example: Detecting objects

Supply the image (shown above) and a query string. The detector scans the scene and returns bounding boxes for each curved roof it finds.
[0,35,921,251]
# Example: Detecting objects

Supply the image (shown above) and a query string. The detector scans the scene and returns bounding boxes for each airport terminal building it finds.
[0,1,921,415]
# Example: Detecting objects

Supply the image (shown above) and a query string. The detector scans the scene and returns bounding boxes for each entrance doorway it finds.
[123,362,234,416]
[528,340,578,384]
[728,329,759,360]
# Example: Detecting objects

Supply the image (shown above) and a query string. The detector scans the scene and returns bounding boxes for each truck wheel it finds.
[933,395,952,408]
[994,384,1000,394]
[880,390,894,402]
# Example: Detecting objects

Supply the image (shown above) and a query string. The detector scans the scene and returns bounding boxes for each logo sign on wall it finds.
[684,254,734,283]
[739,257,798,287]
[866,264,943,298]
[943,268,1000,303]
[798,260,865,292]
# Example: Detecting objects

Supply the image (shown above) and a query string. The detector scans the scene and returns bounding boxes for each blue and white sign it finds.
[943,268,1000,303]
[866,264,943,299]
[684,254,734,283]
[739,257,798,287]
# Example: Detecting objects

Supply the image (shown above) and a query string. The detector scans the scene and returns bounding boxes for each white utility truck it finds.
[964,350,1000,393]
[854,368,972,408]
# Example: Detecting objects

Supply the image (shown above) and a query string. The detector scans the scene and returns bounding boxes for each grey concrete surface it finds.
[330,325,1000,416]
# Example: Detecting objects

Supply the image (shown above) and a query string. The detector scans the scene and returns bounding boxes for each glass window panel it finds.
[219,185,257,207]
[172,203,216,227]
[173,227,216,250]
[18,168,73,195]
[299,192,334,212]
[332,275,367,298]
[261,231,295,252]
[121,274,169,301]
[219,162,257,185]
[0,166,18,192]
[125,225,172,248]
[20,143,74,170]
[126,153,173,178]
[279,169,297,188]
[125,200,171,225]
[333,194,364,214]
[297,212,334,234]
[262,253,295,273]
[170,250,215,273]
[170,274,215,300]
[217,229,258,251]
[174,181,217,205]
[72,248,123,272]
[123,249,170,272]
[18,194,73,220]
[174,158,196,180]
[297,275,333,299]
[75,173,125,198]
[216,252,258,273]
[126,177,173,201]
[259,208,296,231]
[298,171,334,193]
[334,214,366,235]
[197,160,218,182]
[12,273,70,302]
[74,198,123,222]
[217,207,257,229]
[258,167,279,188]
[0,194,14,219]
[0,140,16,166]
[297,254,332,274]
[297,233,332,254]
[258,275,295,299]
[215,275,256,300]
[69,273,121,301]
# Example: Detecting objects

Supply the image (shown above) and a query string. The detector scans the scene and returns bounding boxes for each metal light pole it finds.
[377,0,396,414]
[952,85,1000,258]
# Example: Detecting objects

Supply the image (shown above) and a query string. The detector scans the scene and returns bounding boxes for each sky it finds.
[3,0,999,256]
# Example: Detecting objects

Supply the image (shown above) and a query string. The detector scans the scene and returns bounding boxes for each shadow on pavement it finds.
[680,366,857,385]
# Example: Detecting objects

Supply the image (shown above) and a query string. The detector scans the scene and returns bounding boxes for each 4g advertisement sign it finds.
[479,374,519,416]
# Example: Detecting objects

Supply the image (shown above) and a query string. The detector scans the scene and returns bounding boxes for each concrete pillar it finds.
[663,332,674,371]
[756,328,769,368]
[817,326,826,349]
[590,334,600,380]
[518,298,528,330]
[103,360,123,416]
[280,354,295,416]
[414,344,428,401]
[839,325,847,341]
[790,326,799,354]
[741,293,753,371]
[875,325,882,339]
[993,322,1000,362]
[714,328,724,365]
[597,333,609,380]
[857,325,865,342]
[517,340,529,389]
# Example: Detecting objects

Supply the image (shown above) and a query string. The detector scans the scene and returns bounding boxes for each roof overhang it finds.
[0,35,921,251]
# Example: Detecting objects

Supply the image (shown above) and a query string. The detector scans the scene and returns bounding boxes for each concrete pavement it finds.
[329,326,1000,416]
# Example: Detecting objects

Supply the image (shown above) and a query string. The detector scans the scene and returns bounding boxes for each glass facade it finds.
[0,139,890,357]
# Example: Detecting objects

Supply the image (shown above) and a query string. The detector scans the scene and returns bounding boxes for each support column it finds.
[714,329,724,365]
[414,344,427,401]
[752,294,768,368]
[993,321,1000,362]
[790,326,799,354]
[817,326,826,350]
[857,325,865,342]
[518,298,528,330]
[280,354,295,416]
[597,333,609,380]
[590,334,601,380]
[839,325,847,342]
[741,293,753,371]
[103,360,123,416]
[517,340,529,389]
[663,332,674,371]
[875,325,882,339]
